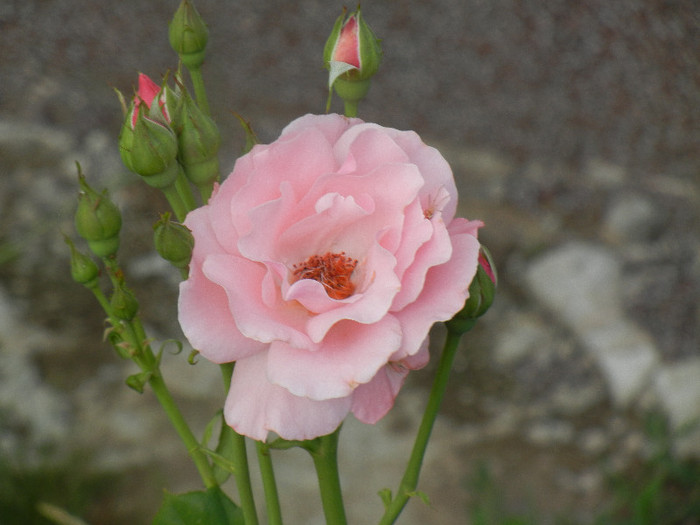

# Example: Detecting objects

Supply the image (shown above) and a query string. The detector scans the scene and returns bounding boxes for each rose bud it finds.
[74,170,122,258]
[323,6,382,115]
[169,0,209,69]
[153,212,194,270]
[132,73,179,127]
[110,282,139,321]
[65,236,99,286]
[446,246,497,334]
[172,89,220,193]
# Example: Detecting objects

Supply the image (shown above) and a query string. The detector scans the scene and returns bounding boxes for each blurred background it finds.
[1,0,699,523]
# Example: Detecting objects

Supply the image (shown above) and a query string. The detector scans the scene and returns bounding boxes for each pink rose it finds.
[178,113,482,441]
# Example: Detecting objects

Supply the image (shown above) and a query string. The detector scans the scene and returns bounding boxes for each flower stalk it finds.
[378,328,464,525]
[256,441,283,525]
[308,428,348,525]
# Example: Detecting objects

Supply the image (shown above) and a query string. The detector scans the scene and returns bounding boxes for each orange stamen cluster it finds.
[292,252,358,300]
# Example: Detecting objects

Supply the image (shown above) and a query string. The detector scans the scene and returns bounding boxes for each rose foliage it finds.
[178,113,482,441]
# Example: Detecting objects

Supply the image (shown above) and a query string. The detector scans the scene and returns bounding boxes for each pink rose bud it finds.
[130,73,178,127]
[446,246,497,334]
[119,85,180,190]
[323,7,382,114]
[169,0,209,69]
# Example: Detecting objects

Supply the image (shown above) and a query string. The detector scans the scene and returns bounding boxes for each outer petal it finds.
[178,262,266,363]
[225,352,351,441]
[267,315,403,400]
[393,222,481,357]
[350,344,429,424]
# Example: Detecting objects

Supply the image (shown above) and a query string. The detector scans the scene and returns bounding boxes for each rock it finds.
[602,193,664,243]
[584,158,626,188]
[583,322,659,406]
[493,311,551,366]
[526,242,622,331]
[654,358,700,458]
[526,243,660,407]
[0,119,76,169]
[0,286,71,463]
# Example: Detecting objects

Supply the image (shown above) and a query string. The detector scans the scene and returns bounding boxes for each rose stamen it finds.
[292,252,358,300]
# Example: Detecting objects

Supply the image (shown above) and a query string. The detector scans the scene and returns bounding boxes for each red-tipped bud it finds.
[323,6,382,112]
[446,245,497,334]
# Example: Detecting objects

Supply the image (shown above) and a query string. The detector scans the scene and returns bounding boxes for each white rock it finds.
[526,243,660,407]
[603,193,662,243]
[654,358,700,458]
[583,322,659,407]
[526,242,622,331]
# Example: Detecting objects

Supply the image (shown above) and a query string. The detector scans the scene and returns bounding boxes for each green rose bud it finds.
[173,89,220,188]
[119,102,180,189]
[153,212,194,269]
[110,282,139,321]
[169,0,209,69]
[65,236,99,286]
[74,170,122,258]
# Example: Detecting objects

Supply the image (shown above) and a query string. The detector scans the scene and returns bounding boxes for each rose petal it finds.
[267,315,402,400]
[202,254,312,349]
[393,223,481,357]
[225,351,351,441]
[178,261,265,363]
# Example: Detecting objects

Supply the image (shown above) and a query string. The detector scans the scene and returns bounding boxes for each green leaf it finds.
[212,419,238,484]
[152,487,243,525]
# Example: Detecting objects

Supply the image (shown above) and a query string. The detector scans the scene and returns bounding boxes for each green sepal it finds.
[152,487,243,525]
[126,370,152,394]
[378,488,393,509]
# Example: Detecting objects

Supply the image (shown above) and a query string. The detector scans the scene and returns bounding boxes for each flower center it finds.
[292,252,358,300]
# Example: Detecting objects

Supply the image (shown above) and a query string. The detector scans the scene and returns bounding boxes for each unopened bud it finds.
[153,212,194,269]
[446,246,497,334]
[110,282,139,321]
[74,169,122,258]
[324,7,382,112]
[119,100,180,189]
[65,236,99,286]
[169,0,209,69]
[173,89,220,187]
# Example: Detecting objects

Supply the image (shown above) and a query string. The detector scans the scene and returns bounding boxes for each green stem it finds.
[175,169,197,213]
[217,363,259,525]
[343,100,358,118]
[197,182,214,204]
[256,441,283,525]
[377,329,463,525]
[188,65,211,116]
[162,183,189,222]
[148,371,218,489]
[309,427,347,525]
[229,432,259,525]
